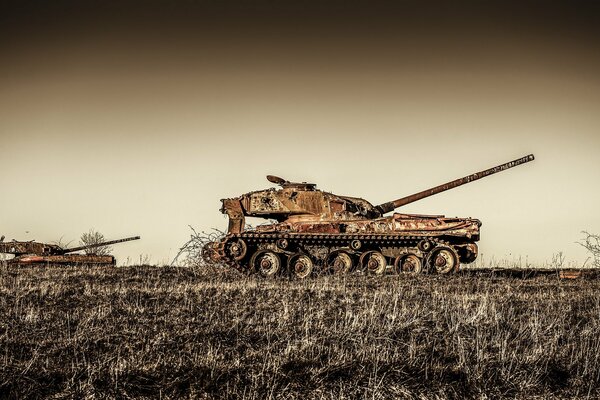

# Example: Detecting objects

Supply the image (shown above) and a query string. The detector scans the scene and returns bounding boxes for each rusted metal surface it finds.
[0,241,62,256]
[252,213,481,238]
[14,254,115,266]
[460,268,592,279]
[559,269,582,279]
[0,236,139,266]
[212,155,535,277]
[376,154,534,214]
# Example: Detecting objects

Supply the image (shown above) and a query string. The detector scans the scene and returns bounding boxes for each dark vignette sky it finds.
[1,1,599,264]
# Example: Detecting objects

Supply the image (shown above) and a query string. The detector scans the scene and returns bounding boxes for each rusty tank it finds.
[0,236,140,266]
[209,154,534,278]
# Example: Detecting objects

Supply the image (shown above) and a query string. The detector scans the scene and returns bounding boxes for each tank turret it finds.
[220,178,379,234]
[213,154,535,278]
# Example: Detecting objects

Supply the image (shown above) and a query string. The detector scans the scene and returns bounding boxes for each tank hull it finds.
[254,212,480,238]
[8,254,116,266]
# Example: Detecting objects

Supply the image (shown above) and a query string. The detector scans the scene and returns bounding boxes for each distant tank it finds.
[0,236,140,266]
[209,155,534,278]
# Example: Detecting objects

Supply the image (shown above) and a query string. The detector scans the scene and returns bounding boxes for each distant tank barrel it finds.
[375,154,535,214]
[62,236,140,254]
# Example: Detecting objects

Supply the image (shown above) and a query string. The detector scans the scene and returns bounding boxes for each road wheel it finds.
[394,253,423,274]
[288,253,313,279]
[327,251,353,274]
[360,250,387,275]
[428,246,460,274]
[251,250,282,277]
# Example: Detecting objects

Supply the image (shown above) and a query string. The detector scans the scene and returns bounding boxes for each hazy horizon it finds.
[1,1,599,265]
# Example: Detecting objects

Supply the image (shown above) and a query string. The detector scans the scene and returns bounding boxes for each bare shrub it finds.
[550,251,565,269]
[52,236,73,249]
[579,231,600,268]
[79,229,112,256]
[171,226,226,269]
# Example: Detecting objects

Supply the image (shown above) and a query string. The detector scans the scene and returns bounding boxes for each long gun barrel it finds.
[375,154,535,214]
[62,236,141,254]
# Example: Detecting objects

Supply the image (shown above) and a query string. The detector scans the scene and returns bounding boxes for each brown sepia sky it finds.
[1,1,599,265]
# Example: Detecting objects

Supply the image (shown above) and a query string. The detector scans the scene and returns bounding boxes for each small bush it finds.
[579,231,600,268]
[79,229,112,255]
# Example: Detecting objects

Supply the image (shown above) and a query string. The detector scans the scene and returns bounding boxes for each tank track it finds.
[218,232,477,278]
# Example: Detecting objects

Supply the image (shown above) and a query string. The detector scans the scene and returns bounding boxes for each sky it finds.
[1,1,599,265]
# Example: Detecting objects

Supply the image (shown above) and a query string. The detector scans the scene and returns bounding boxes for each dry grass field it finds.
[2,264,600,399]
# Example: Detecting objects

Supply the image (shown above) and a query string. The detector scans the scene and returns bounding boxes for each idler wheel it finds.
[288,253,314,279]
[226,238,247,261]
[459,243,478,263]
[250,250,282,277]
[327,251,354,274]
[394,253,423,274]
[428,246,459,274]
[360,251,387,275]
